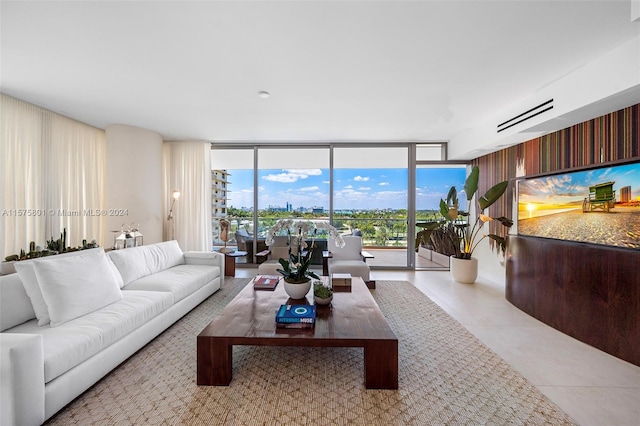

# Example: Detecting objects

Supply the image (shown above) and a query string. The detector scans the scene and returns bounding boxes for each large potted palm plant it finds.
[440,166,513,283]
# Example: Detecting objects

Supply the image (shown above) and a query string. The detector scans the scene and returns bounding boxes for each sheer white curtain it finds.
[0,94,105,259]
[45,111,105,247]
[162,141,212,252]
[1,95,45,258]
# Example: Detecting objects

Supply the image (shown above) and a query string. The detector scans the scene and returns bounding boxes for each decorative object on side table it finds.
[440,165,513,283]
[217,218,235,253]
[114,223,143,249]
[313,280,333,305]
[265,219,344,299]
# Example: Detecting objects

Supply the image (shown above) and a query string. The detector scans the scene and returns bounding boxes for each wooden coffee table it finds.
[197,276,398,389]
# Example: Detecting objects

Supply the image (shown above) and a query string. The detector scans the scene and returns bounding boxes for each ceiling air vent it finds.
[497,99,554,133]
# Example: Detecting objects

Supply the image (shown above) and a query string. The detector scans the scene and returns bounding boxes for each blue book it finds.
[275,305,316,325]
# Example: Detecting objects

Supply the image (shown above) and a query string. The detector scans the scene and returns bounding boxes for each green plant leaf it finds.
[478,180,508,210]
[464,166,479,201]
[415,223,441,251]
[494,216,514,228]
[278,257,291,272]
[440,199,458,220]
[488,234,507,254]
[439,199,449,217]
[446,186,458,206]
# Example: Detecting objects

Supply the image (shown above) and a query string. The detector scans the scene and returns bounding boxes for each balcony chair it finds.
[235,230,249,251]
[235,229,267,263]
[324,235,375,289]
[257,236,297,276]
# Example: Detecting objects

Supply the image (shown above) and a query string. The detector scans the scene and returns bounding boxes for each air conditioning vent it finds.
[497,99,554,133]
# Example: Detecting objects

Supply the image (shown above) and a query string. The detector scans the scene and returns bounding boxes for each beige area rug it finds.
[46,279,576,425]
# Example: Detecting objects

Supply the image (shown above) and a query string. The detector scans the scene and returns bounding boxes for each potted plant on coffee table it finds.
[266,219,344,299]
[441,165,513,283]
[313,280,333,305]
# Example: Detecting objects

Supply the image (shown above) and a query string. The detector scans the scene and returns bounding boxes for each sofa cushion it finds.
[0,273,36,331]
[5,290,173,383]
[14,248,121,326]
[108,240,185,286]
[32,249,123,327]
[123,264,219,303]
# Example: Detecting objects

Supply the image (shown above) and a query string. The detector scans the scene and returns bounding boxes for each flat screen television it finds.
[517,159,640,250]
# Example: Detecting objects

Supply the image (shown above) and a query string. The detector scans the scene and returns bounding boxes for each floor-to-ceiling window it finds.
[211,143,460,268]
[210,148,255,256]
[415,143,467,268]
[334,146,409,268]
[256,147,330,237]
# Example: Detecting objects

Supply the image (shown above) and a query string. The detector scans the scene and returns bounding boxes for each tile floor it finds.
[236,267,640,426]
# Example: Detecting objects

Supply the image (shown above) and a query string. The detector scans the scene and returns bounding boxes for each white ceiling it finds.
[2,1,639,159]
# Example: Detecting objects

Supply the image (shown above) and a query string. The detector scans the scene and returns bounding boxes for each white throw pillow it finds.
[14,260,50,326]
[32,249,123,327]
[13,248,122,326]
[108,240,184,286]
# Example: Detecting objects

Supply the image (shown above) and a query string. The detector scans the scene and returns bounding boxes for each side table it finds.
[222,251,247,277]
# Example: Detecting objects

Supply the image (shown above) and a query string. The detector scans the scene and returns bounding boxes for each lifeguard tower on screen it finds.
[582,181,616,213]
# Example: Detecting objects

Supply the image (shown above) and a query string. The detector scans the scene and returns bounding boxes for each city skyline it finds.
[224,167,466,211]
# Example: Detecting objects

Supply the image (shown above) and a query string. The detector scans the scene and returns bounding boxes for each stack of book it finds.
[253,275,281,290]
[275,304,316,329]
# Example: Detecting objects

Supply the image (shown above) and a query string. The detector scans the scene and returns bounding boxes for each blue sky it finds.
[518,162,640,205]
[226,167,466,211]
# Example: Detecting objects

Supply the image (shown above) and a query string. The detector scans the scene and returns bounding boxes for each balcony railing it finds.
[212,216,411,249]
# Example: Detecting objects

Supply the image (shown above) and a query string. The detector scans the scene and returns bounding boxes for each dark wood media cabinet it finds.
[506,236,640,367]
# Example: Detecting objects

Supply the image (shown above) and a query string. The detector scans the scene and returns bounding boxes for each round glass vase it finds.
[283,279,311,299]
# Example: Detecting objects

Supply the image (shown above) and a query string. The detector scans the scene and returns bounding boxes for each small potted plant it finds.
[313,281,333,305]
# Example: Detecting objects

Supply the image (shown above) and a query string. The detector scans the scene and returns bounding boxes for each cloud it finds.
[335,188,368,199]
[353,175,369,182]
[379,182,389,186]
[375,189,408,199]
[344,185,353,189]
[359,186,371,191]
[299,186,319,192]
[262,169,323,183]
[288,168,322,176]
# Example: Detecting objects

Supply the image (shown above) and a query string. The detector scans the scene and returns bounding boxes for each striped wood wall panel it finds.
[472,103,640,243]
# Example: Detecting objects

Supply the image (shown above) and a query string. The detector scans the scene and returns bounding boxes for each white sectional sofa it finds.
[0,241,224,426]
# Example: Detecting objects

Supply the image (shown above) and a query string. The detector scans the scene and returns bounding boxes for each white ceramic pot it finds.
[314,295,333,305]
[449,256,478,284]
[284,280,311,299]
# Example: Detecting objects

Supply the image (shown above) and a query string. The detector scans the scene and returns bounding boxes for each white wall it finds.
[474,240,507,286]
[450,34,640,160]
[104,124,163,247]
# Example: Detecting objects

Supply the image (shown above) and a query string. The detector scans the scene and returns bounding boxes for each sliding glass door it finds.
[415,164,467,269]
